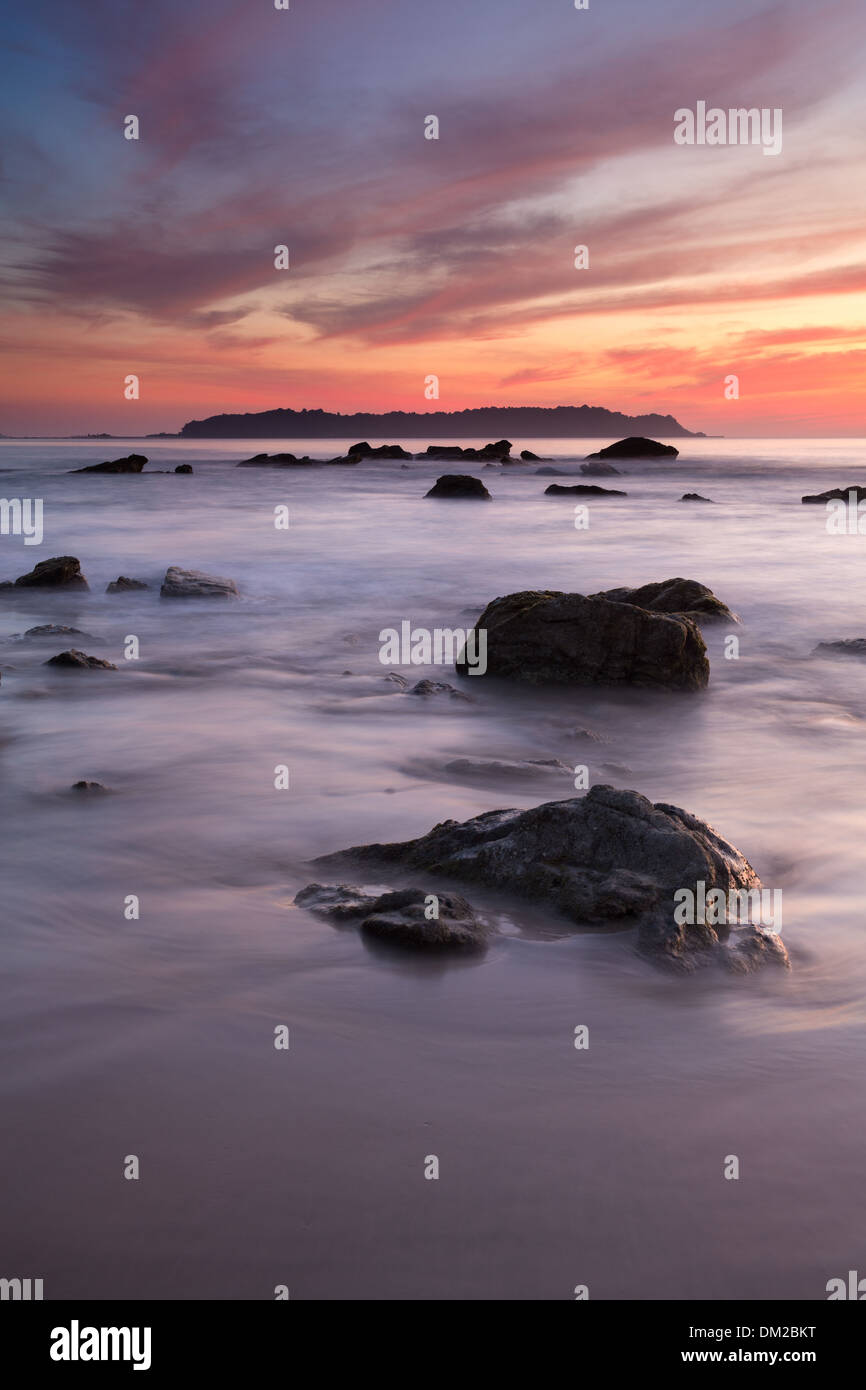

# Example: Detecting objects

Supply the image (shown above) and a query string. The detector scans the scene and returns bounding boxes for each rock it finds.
[7,556,89,590]
[580,461,622,476]
[23,624,88,638]
[590,578,736,624]
[545,483,627,497]
[425,474,492,500]
[106,577,149,593]
[294,883,490,950]
[520,450,542,461]
[71,454,147,474]
[174,464,193,474]
[802,485,866,504]
[418,440,512,463]
[585,437,679,461]
[814,639,866,657]
[237,452,320,467]
[71,780,109,793]
[160,566,239,599]
[456,589,708,690]
[535,467,571,476]
[44,650,117,670]
[347,442,412,459]
[408,679,472,701]
[312,786,788,972]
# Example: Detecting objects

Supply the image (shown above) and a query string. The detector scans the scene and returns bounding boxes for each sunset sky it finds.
[1,0,865,437]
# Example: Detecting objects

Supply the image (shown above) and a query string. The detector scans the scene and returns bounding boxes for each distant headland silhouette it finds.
[179,404,704,440]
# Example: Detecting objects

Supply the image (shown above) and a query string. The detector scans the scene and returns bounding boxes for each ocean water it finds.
[1,435,864,1300]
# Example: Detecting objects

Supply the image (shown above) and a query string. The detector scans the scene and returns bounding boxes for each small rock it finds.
[294,883,490,951]
[580,461,622,476]
[680,492,713,502]
[425,474,492,500]
[106,577,149,593]
[160,566,239,598]
[520,450,542,461]
[545,483,627,496]
[24,624,89,638]
[802,485,866,504]
[71,780,109,793]
[45,650,117,670]
[814,639,866,657]
[408,679,472,701]
[347,442,413,459]
[585,437,678,461]
[174,464,194,474]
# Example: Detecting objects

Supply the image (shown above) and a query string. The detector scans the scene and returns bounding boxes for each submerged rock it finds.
[545,483,627,496]
[802,485,866,504]
[312,786,788,972]
[585,437,678,461]
[425,474,492,500]
[457,589,708,690]
[814,638,866,657]
[237,452,320,467]
[681,492,713,502]
[590,578,736,624]
[71,780,109,793]
[23,624,89,638]
[408,679,472,701]
[580,460,622,476]
[44,649,117,669]
[106,576,149,593]
[174,464,193,474]
[294,883,490,950]
[160,566,239,598]
[71,454,147,474]
[3,556,89,590]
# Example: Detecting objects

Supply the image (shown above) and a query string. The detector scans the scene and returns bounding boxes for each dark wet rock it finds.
[802,485,866,504]
[313,786,788,973]
[294,883,490,950]
[71,780,109,793]
[681,492,713,502]
[580,460,622,477]
[535,466,572,476]
[23,624,89,638]
[71,454,148,474]
[585,437,678,461]
[4,556,89,590]
[106,577,149,593]
[45,649,117,670]
[425,474,492,500]
[174,464,193,474]
[545,483,627,497]
[520,450,542,461]
[814,638,866,657]
[456,589,708,691]
[408,679,472,701]
[347,442,413,460]
[591,578,736,624]
[160,566,239,598]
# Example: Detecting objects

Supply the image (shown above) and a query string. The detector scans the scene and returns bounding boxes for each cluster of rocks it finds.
[802,485,866,504]
[0,556,238,598]
[300,786,788,972]
[70,454,191,475]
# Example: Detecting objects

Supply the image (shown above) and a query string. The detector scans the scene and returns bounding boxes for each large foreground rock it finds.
[71,454,147,474]
[1,556,89,590]
[294,884,489,950]
[590,577,736,624]
[425,474,491,500]
[456,589,709,690]
[585,437,678,461]
[312,786,788,972]
[160,566,239,598]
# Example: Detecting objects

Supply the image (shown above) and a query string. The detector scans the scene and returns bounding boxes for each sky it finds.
[1,0,865,437]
